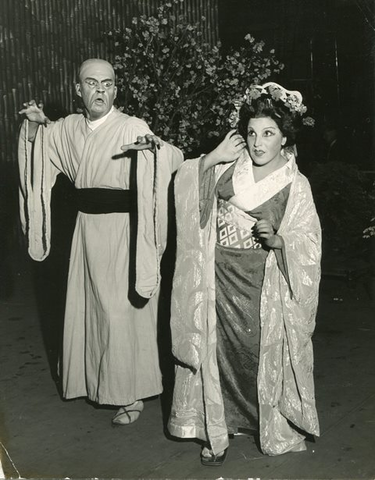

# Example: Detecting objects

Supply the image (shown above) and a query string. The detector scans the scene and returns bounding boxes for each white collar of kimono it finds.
[86,106,115,131]
[215,148,296,213]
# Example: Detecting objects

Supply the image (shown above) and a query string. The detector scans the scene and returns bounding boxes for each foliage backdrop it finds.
[107,1,283,154]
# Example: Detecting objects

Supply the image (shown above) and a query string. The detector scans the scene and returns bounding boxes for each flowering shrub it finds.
[363,181,375,239]
[363,220,375,238]
[106,0,284,154]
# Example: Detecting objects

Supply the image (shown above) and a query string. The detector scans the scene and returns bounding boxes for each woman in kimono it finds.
[168,82,321,465]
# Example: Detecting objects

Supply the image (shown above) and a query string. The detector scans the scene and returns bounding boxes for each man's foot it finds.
[112,400,144,425]
[200,446,228,466]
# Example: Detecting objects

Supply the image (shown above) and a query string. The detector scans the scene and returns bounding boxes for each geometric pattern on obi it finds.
[217,201,261,250]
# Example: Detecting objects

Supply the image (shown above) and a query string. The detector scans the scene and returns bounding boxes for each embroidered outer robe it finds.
[18,109,183,405]
[168,151,321,455]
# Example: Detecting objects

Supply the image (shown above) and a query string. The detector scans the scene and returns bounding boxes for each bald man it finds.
[18,59,183,424]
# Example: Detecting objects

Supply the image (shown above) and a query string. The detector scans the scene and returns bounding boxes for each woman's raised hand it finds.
[19,100,50,125]
[203,130,246,172]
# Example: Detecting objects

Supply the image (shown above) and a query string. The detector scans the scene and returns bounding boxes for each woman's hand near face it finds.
[202,130,246,172]
[252,219,283,249]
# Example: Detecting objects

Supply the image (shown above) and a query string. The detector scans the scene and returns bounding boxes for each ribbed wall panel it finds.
[0,0,219,164]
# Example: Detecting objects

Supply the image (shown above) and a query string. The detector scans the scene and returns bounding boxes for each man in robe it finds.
[18,58,183,424]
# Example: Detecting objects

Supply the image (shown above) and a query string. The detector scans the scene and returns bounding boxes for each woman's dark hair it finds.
[237,97,301,146]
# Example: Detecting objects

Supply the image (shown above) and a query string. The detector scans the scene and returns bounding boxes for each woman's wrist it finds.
[264,234,283,249]
[201,151,219,172]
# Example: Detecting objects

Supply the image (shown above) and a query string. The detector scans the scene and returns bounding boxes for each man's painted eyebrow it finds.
[85,77,114,82]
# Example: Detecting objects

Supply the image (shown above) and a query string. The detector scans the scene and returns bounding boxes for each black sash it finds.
[76,188,134,214]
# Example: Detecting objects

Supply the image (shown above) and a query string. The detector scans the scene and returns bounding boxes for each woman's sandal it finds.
[200,448,228,466]
[112,400,144,425]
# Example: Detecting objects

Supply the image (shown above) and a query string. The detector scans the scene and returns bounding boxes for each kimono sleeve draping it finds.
[18,120,61,261]
[135,142,183,298]
[169,159,229,456]
[258,173,321,455]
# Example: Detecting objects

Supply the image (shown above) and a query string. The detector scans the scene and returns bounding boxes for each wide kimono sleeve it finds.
[258,172,321,456]
[123,117,184,299]
[18,119,65,261]
[278,174,321,305]
[170,158,216,371]
[168,158,229,456]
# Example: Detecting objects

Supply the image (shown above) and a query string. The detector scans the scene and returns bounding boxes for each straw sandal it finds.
[200,447,228,466]
[112,400,144,425]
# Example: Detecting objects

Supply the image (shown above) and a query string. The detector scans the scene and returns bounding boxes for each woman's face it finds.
[246,117,286,166]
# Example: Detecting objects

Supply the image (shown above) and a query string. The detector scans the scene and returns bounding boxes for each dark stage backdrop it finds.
[218,0,375,170]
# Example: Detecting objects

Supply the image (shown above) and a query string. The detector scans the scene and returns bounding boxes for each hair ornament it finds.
[245,82,307,114]
[264,97,273,109]
[229,81,315,128]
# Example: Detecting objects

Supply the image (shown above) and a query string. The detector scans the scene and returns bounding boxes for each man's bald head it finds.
[78,59,115,83]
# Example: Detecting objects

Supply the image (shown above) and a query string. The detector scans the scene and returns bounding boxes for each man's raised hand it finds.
[121,134,164,153]
[19,100,50,125]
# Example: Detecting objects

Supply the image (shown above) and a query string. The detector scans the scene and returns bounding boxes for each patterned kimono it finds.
[168,149,321,456]
[18,109,183,406]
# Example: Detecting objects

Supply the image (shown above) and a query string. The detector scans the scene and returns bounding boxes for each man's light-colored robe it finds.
[18,109,183,405]
[168,155,321,456]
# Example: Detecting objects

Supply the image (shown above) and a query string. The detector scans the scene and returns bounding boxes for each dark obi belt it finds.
[76,188,134,214]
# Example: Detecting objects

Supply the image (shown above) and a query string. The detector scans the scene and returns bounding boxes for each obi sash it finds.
[76,188,134,214]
